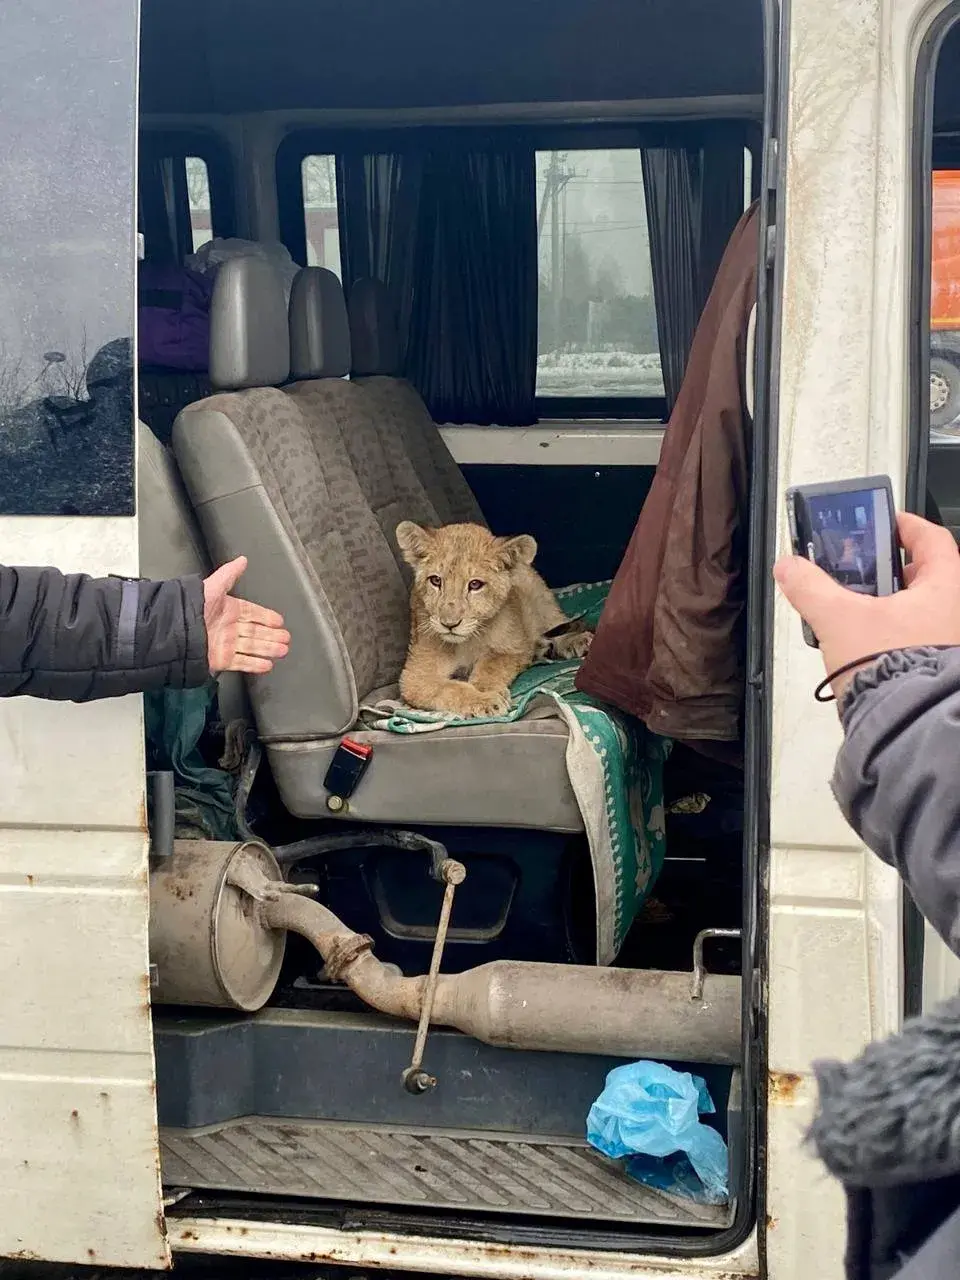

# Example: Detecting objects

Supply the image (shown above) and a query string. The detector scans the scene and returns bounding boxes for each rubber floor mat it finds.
[160,1118,732,1227]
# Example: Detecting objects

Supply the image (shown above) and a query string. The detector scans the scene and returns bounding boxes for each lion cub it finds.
[395,521,592,719]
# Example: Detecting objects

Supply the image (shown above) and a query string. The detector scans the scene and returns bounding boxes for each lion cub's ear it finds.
[495,533,537,570]
[396,521,436,566]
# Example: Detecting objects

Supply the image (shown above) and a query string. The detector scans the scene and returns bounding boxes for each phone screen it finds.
[803,486,896,596]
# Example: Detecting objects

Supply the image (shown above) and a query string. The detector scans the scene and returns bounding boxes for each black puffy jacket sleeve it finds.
[0,565,210,701]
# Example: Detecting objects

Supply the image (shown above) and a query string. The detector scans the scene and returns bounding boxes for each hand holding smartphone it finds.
[785,476,904,648]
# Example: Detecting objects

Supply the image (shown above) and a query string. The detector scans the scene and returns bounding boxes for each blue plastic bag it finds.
[586,1061,729,1204]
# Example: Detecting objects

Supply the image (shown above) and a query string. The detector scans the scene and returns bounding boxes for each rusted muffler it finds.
[150,839,306,1011]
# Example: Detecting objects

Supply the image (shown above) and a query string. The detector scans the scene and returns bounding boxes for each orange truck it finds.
[931,169,960,429]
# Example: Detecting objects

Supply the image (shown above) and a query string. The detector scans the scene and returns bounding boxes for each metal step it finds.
[160,1118,732,1228]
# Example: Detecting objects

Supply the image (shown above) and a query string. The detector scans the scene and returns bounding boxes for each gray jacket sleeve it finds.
[0,565,210,702]
[833,647,960,955]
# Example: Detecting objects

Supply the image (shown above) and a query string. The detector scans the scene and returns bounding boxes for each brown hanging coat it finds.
[576,202,759,747]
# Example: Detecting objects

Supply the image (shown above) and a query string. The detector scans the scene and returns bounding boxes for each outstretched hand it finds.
[202,557,290,676]
[773,511,960,698]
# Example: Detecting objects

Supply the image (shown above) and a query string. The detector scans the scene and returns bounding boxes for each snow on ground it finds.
[536,349,664,398]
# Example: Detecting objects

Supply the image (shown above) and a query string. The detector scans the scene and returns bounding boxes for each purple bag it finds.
[138,263,213,371]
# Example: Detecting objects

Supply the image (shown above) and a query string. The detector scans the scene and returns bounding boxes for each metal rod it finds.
[402,858,466,1093]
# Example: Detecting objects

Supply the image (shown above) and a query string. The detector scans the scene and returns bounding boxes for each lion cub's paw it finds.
[470,687,512,717]
[458,685,512,718]
[544,629,594,661]
[435,682,511,719]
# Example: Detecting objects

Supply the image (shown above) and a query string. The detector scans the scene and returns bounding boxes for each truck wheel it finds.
[931,353,960,429]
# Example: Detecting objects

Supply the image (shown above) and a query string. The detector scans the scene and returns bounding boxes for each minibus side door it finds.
[0,0,168,1267]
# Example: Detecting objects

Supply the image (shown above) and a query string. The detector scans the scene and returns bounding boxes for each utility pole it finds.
[538,153,572,349]
[550,155,561,346]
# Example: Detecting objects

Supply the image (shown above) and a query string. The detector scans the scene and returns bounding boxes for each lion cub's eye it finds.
[427,574,442,589]
[467,579,485,592]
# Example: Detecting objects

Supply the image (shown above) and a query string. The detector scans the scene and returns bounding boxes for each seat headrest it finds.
[209,255,290,391]
[289,267,352,380]
[348,278,401,377]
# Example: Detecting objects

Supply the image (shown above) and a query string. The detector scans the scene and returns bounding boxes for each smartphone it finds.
[784,475,903,648]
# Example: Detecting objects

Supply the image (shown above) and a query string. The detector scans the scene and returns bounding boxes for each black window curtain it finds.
[138,151,193,266]
[337,146,538,426]
[336,152,424,359]
[641,130,746,413]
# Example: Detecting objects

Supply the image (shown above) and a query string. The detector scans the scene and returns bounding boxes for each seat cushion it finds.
[268,705,583,832]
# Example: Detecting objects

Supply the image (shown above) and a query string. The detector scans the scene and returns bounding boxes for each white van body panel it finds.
[172,1218,759,1279]
[0,517,168,1268]
[767,0,952,1274]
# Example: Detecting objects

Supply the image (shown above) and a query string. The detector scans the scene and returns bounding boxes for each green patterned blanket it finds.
[360,582,672,964]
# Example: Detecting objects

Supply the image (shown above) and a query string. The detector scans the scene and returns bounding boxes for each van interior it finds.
[137,0,767,1256]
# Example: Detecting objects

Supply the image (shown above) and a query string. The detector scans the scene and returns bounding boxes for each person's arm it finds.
[832,646,960,954]
[0,565,210,701]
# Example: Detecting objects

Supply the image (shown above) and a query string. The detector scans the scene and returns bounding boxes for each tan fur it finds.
[395,521,592,718]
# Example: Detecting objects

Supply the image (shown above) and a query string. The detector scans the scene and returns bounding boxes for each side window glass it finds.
[0,3,136,516]
[930,169,960,441]
[744,146,754,209]
[535,149,662,402]
[186,156,212,252]
[139,144,229,265]
[301,154,341,278]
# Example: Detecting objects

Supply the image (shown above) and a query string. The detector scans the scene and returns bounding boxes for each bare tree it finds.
[0,353,29,414]
[185,156,211,211]
[302,154,337,208]
[40,331,89,400]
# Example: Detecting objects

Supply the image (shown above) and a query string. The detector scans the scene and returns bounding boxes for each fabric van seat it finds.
[347,276,486,527]
[269,710,577,830]
[172,257,582,832]
[137,418,248,728]
[138,419,210,582]
[287,267,443,567]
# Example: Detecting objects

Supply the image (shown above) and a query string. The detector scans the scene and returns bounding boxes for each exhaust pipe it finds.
[263,892,741,1065]
[150,840,741,1065]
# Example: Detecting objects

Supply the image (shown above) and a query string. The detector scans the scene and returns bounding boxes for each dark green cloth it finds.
[144,681,238,840]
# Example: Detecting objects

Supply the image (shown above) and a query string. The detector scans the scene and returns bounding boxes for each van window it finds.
[301,154,342,277]
[920,19,960,543]
[535,148,662,403]
[929,167,960,442]
[0,2,136,516]
[744,146,754,208]
[185,156,213,252]
[278,127,749,427]
[535,132,749,422]
[138,134,234,264]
